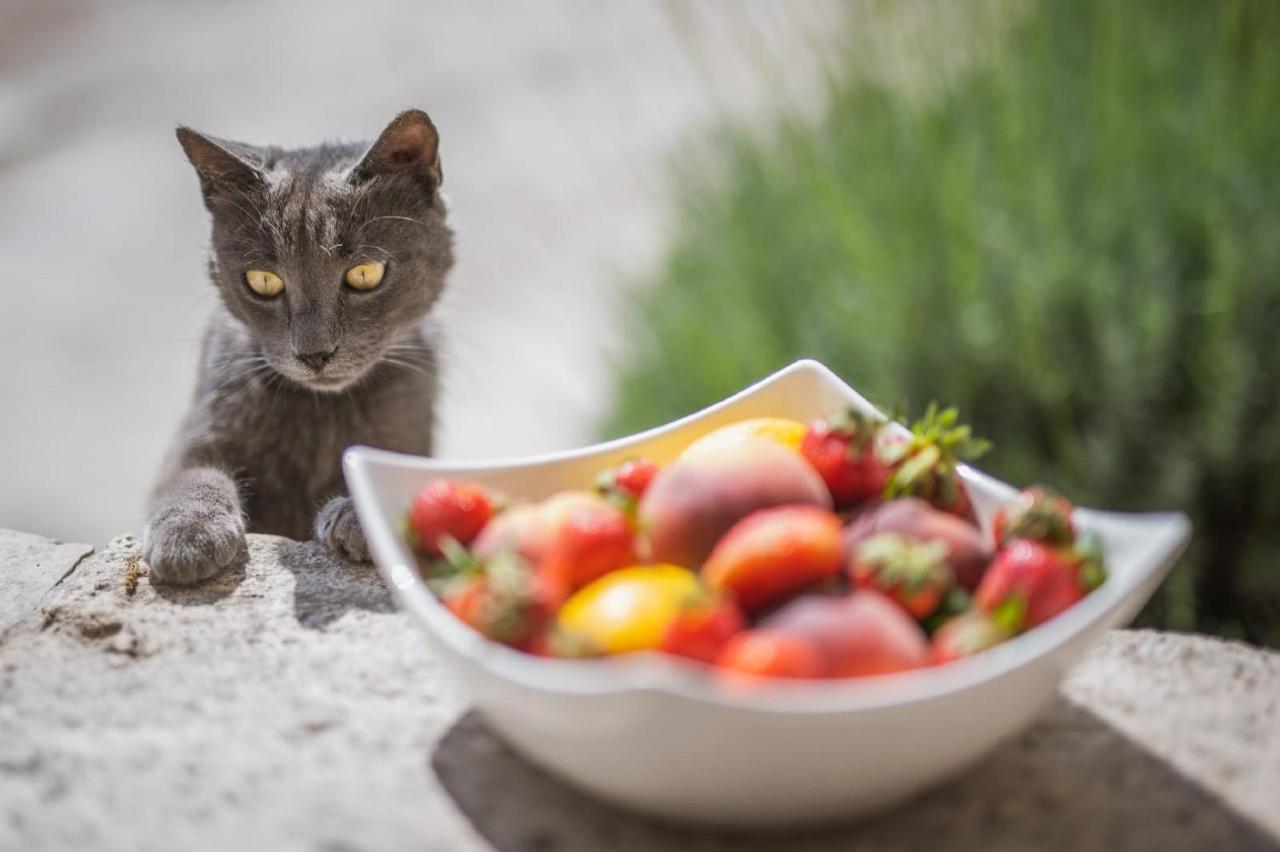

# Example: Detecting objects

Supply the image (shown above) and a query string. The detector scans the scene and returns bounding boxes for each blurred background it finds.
[1,0,1276,646]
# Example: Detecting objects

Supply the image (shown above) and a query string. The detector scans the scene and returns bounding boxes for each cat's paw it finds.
[143,506,246,585]
[316,497,370,562]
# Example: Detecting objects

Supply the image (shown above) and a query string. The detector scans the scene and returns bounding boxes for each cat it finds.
[143,109,453,584]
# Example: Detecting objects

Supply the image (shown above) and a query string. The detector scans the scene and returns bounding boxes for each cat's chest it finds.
[222,377,431,493]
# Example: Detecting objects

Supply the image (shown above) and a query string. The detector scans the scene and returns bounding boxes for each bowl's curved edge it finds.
[344,359,1193,714]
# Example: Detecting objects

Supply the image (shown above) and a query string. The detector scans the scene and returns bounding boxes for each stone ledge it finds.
[0,529,1276,851]
[0,529,93,634]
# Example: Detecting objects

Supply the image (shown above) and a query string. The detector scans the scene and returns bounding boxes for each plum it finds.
[638,435,832,569]
[843,498,991,591]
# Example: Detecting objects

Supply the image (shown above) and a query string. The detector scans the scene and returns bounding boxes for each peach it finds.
[638,435,832,568]
[702,506,844,612]
[762,591,929,677]
[843,498,991,591]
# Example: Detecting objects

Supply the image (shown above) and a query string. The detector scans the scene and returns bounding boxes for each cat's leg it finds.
[143,466,247,584]
[315,496,370,562]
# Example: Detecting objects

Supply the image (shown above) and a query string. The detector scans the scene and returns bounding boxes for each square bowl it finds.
[344,359,1190,827]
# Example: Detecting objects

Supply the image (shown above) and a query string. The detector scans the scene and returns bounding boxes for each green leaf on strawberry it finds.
[922,586,973,634]
[1076,532,1108,591]
[883,404,991,515]
[990,595,1028,634]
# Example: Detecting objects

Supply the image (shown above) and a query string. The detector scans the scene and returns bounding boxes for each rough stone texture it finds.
[0,533,484,852]
[1062,630,1280,841]
[0,530,93,633]
[1,529,1277,851]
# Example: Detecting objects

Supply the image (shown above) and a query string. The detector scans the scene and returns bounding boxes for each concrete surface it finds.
[1,528,1277,851]
[0,530,93,633]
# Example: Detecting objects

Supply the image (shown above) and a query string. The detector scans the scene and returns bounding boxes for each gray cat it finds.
[144,110,453,584]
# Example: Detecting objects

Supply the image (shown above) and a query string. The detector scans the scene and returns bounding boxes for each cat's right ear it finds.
[176,127,264,207]
[349,109,442,192]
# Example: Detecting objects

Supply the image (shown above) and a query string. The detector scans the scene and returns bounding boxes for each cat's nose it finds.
[296,346,338,371]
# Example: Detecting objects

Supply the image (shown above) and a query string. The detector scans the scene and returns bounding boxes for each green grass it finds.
[603,0,1280,644]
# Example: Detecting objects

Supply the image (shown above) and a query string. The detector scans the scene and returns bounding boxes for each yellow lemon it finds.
[556,565,702,654]
[680,417,808,459]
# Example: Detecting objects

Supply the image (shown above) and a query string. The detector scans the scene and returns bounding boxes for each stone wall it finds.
[2,529,1277,850]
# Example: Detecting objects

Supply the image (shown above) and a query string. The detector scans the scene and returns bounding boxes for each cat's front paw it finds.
[143,506,246,585]
[316,497,370,562]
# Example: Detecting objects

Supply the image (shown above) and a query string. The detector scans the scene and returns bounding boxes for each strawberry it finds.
[881,404,989,519]
[800,409,896,508]
[762,590,929,678]
[540,502,637,591]
[702,505,844,612]
[596,457,660,507]
[407,479,494,557]
[715,629,828,680]
[992,487,1076,548]
[848,532,952,620]
[472,491,610,564]
[439,550,566,648]
[660,595,745,664]
[929,610,1009,664]
[974,537,1105,633]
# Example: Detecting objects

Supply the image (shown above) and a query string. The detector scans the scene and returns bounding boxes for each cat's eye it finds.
[245,269,284,298]
[345,261,386,291]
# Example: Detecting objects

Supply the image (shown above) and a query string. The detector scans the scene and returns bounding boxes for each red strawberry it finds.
[800,409,896,508]
[974,538,1104,633]
[882,404,989,519]
[472,491,609,565]
[540,503,637,591]
[992,487,1076,548]
[702,505,844,612]
[660,596,745,664]
[848,532,952,620]
[763,590,929,678]
[715,629,828,680]
[408,479,494,557]
[929,610,1009,664]
[440,552,566,648]
[597,457,660,503]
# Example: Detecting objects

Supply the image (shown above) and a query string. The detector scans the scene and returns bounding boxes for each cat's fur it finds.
[144,110,452,584]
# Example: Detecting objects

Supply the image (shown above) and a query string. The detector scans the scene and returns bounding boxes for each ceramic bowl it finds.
[344,359,1191,827]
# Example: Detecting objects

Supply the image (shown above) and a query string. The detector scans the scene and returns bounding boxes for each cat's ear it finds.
[349,109,442,191]
[176,127,264,205]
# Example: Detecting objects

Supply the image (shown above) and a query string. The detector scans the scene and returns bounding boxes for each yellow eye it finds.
[345,261,386,290]
[244,269,284,297]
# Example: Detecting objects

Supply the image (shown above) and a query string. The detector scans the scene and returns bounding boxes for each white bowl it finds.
[344,359,1191,827]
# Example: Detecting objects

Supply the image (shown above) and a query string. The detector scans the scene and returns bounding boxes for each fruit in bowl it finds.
[399,403,1110,682]
[343,360,1191,827]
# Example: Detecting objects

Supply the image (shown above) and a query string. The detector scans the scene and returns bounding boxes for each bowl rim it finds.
[345,359,1192,714]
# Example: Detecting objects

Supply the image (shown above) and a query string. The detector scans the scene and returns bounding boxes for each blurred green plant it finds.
[602,0,1280,645]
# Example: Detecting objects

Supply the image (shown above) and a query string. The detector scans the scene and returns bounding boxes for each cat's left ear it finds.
[350,109,442,191]
[176,127,265,207]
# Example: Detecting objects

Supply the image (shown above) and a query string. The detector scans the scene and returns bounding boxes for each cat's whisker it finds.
[381,357,435,381]
[350,244,392,263]
[214,359,278,392]
[358,214,427,232]
[382,344,434,359]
